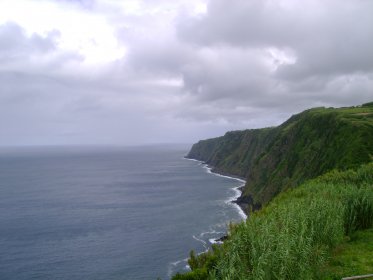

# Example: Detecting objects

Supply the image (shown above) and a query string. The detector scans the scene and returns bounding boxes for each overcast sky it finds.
[0,0,372,146]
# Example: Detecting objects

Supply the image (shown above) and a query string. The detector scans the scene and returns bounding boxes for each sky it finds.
[0,0,372,146]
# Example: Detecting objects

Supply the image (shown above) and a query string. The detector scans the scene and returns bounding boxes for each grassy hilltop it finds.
[176,102,373,279]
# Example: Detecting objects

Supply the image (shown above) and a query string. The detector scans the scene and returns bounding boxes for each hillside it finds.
[187,102,373,212]
[173,163,373,280]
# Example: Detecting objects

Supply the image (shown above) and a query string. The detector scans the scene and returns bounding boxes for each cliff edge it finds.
[187,102,373,213]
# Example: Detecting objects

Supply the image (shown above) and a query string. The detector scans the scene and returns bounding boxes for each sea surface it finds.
[0,145,245,280]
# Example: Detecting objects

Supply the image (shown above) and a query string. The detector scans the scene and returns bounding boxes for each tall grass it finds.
[172,163,373,280]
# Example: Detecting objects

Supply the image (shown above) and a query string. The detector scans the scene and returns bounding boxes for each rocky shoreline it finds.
[185,156,251,243]
[185,156,249,215]
[232,187,262,215]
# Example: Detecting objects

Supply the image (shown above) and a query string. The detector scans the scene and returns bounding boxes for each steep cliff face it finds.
[187,103,373,213]
[187,128,278,178]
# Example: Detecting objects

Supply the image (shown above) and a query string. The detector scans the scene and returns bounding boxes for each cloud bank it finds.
[0,0,372,145]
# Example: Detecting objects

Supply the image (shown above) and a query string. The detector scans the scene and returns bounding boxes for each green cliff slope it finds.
[187,103,373,211]
[173,163,373,280]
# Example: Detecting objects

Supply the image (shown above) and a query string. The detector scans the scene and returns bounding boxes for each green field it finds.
[321,229,373,279]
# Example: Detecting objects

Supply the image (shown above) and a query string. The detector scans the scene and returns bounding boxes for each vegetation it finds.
[321,229,373,279]
[178,104,373,279]
[172,163,373,280]
[187,104,373,210]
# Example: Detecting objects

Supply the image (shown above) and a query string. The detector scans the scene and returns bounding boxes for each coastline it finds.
[168,156,248,277]
[184,156,248,220]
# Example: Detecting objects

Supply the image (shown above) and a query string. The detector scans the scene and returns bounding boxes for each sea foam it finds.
[184,157,247,219]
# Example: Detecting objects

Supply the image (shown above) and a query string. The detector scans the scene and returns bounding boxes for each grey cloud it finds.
[0,22,58,61]
[181,48,271,102]
[1,0,372,146]
[127,41,192,76]
[54,0,95,9]
[178,0,373,79]
[0,21,85,77]
[157,0,373,122]
[178,0,308,47]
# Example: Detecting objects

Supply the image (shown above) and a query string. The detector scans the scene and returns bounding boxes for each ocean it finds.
[0,146,245,280]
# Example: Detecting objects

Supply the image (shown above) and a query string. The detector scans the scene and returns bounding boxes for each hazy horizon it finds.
[1,0,372,146]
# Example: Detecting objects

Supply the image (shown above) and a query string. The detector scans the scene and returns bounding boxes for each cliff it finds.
[187,102,373,212]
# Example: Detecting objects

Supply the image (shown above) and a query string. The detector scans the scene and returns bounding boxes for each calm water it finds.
[0,146,244,280]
